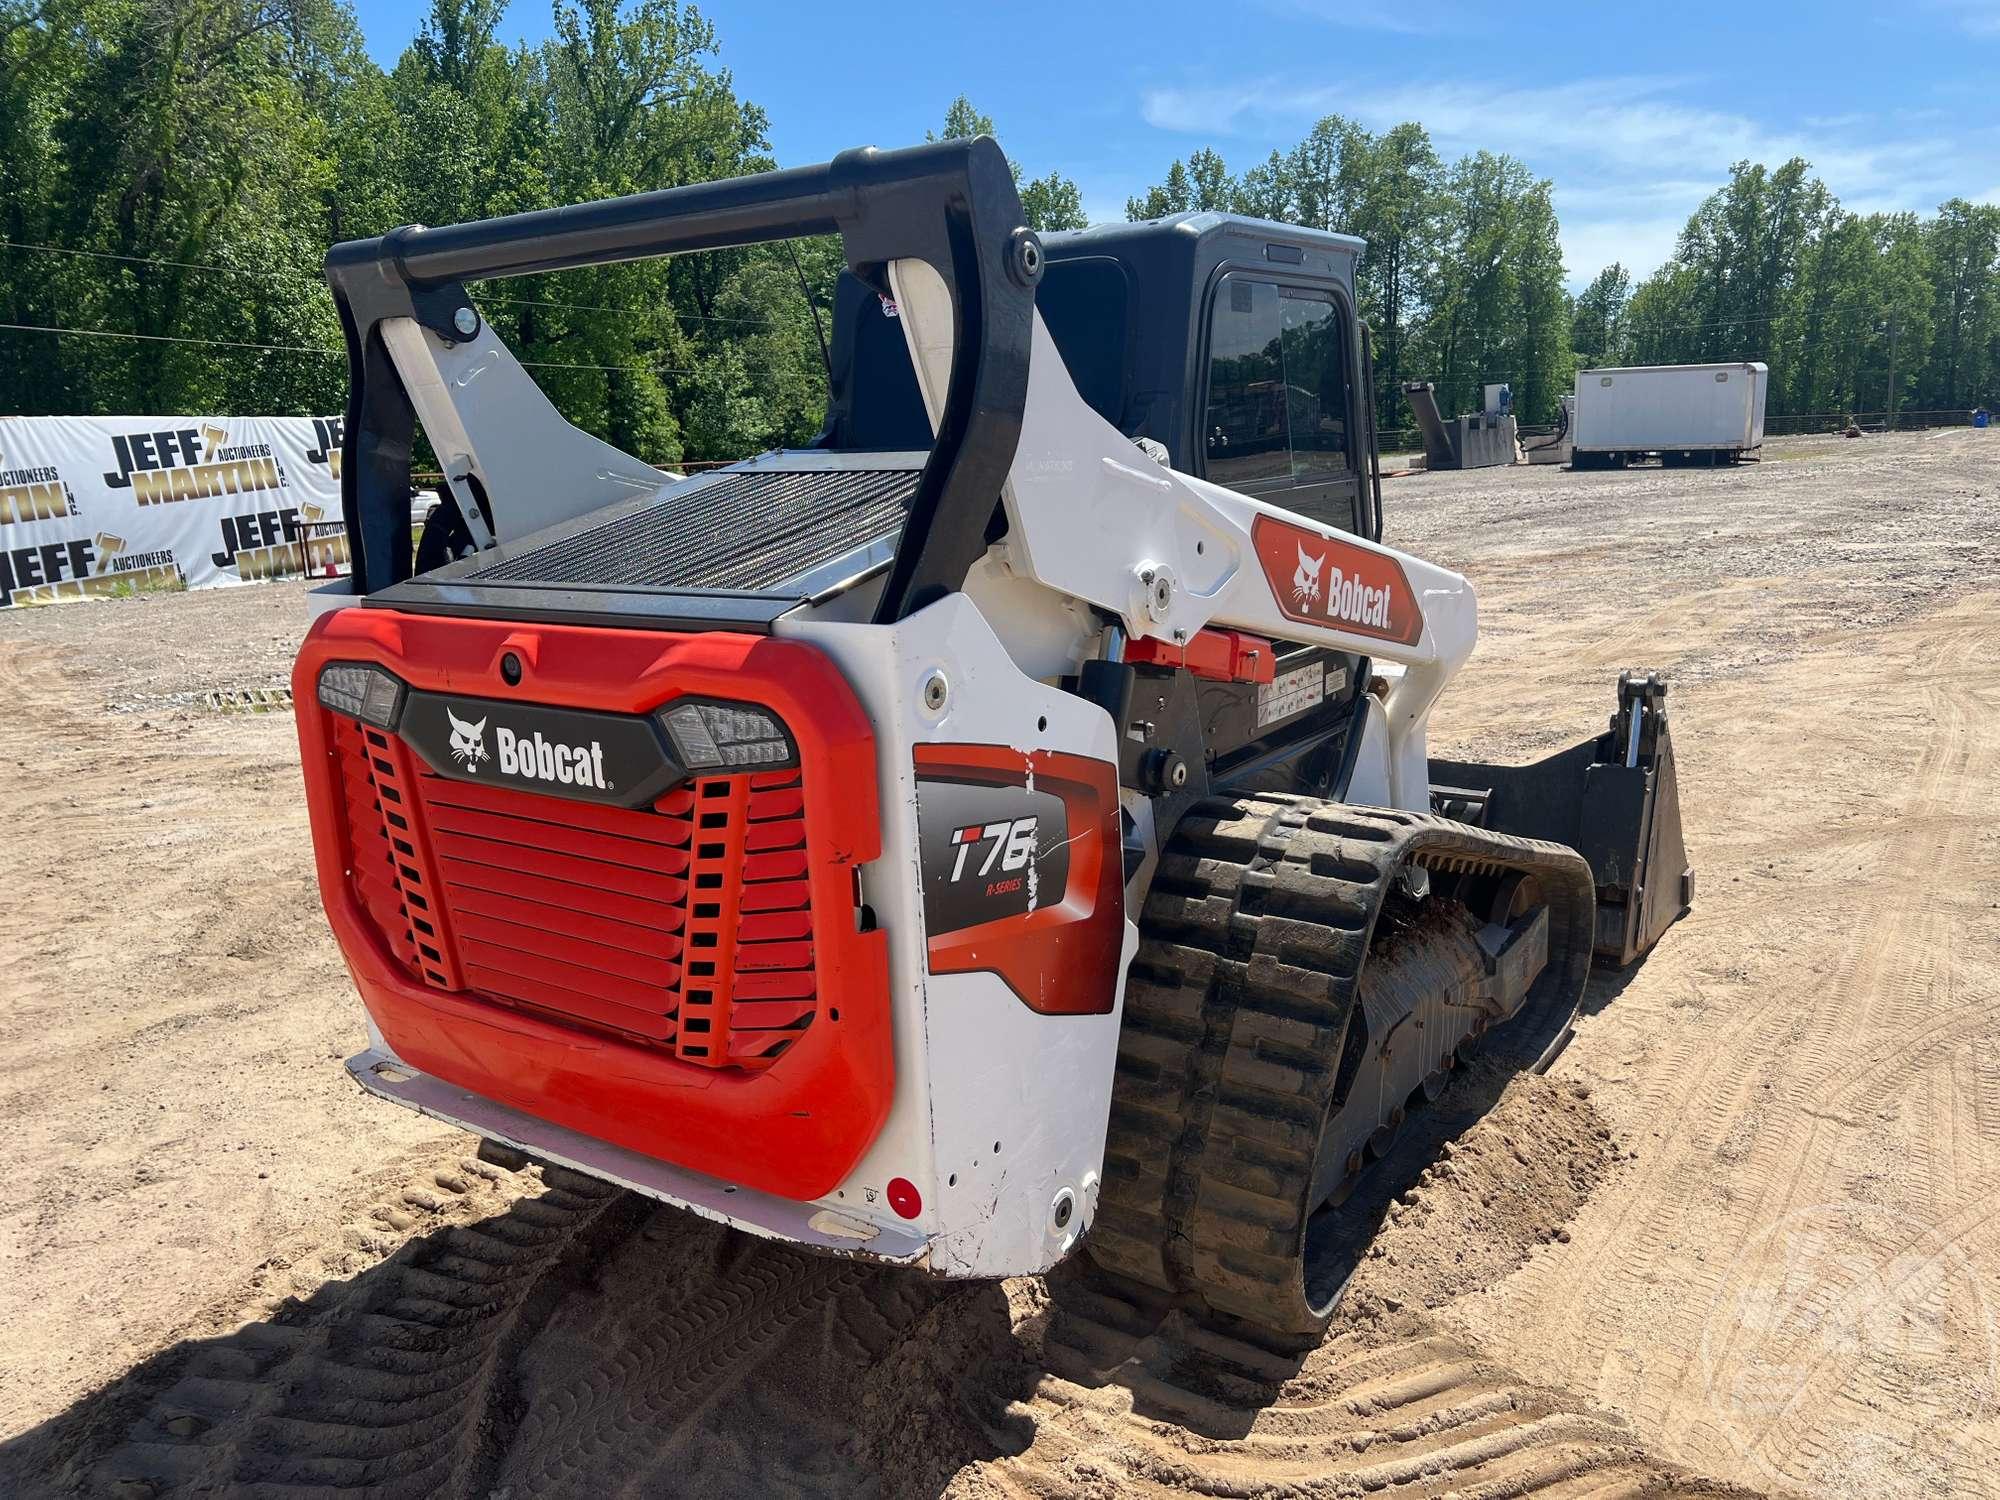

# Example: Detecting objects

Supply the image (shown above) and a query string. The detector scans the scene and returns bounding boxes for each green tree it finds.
[1572,263,1631,369]
[10,6,1997,448]
[1126,148,1239,218]
[1333,122,1442,425]
[1410,152,1570,422]
[1920,199,2000,408]
[0,0,837,461]
[1625,158,1997,421]
[1125,159,1192,220]
[929,93,1088,232]
[1019,171,1087,233]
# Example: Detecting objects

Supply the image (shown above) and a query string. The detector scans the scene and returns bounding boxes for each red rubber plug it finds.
[886,1177,922,1219]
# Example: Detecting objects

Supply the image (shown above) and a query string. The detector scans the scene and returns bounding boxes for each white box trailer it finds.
[1572,361,1766,467]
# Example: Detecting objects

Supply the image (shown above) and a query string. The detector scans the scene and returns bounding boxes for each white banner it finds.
[0,413,351,608]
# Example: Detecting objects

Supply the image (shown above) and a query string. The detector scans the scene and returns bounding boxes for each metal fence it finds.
[1761,408,1987,436]
[400,408,1985,498]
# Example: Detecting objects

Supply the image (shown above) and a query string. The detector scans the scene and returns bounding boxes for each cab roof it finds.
[1044,212,1366,279]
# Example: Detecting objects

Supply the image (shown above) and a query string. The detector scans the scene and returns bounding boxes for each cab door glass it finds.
[1204,278,1290,488]
[1279,291,1350,478]
[1206,275,1356,494]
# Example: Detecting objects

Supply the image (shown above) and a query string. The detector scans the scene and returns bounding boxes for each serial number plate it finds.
[1256,662,1338,727]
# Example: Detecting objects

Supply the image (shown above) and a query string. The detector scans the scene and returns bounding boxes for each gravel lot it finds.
[2,429,1995,1497]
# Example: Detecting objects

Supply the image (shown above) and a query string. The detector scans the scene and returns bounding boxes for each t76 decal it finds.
[913,744,1122,1016]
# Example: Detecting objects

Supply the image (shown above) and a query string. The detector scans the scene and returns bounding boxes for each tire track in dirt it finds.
[1682,612,2000,1485]
[1450,599,2000,1495]
[490,1232,864,1496]
[974,1284,1752,1499]
[17,1071,1761,1499]
[78,1157,629,1499]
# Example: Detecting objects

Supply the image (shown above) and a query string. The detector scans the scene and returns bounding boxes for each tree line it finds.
[0,0,1084,463]
[3,1,1995,458]
[1125,129,2000,429]
[1597,161,2000,423]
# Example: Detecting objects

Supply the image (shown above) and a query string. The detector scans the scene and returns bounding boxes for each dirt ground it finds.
[1,429,1995,1497]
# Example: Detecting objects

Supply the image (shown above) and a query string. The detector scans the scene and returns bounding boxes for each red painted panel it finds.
[1250,513,1422,645]
[914,744,1125,1016]
[294,608,890,1202]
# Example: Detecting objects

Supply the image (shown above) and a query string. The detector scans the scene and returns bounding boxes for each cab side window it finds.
[1278,290,1350,478]
[1204,278,1289,489]
[1203,274,1356,494]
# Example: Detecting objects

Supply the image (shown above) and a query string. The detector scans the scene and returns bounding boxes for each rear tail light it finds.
[658,699,795,770]
[316,661,404,729]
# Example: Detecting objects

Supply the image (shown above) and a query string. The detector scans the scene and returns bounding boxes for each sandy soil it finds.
[1,429,1995,1497]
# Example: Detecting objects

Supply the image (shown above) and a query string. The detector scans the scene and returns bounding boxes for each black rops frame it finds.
[322,137,1041,625]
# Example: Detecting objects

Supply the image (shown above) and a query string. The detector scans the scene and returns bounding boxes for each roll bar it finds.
[323,137,1040,622]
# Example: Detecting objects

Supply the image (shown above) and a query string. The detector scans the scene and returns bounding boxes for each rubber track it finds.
[1089,794,1596,1339]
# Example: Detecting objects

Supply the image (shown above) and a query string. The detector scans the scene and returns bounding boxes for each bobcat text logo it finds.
[446,708,488,771]
[1291,542,1325,610]
[1251,515,1421,646]
[948,815,1038,899]
[1319,567,1397,632]
[500,726,609,790]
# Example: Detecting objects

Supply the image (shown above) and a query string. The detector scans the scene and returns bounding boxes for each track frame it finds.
[1089,793,1596,1341]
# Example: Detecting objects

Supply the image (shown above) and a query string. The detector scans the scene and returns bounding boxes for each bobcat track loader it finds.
[294,138,1690,1342]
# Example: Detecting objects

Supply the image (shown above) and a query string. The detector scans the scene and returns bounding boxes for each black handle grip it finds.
[324,137,1037,620]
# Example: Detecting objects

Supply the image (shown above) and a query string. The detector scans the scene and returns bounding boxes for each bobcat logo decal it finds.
[446,707,488,772]
[1290,541,1325,610]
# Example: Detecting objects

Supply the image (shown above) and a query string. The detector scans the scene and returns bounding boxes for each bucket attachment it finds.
[1429,671,1692,967]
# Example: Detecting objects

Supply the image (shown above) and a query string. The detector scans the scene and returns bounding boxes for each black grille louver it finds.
[465,468,921,593]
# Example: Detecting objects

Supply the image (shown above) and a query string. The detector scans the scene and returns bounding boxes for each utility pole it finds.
[1880,316,1900,430]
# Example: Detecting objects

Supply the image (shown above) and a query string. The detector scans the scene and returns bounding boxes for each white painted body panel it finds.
[774,593,1136,1276]
[336,256,1481,1280]
[1573,362,1768,454]
[378,316,669,541]
[890,257,1477,814]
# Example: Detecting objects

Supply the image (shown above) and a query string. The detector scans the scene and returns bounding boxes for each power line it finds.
[0,239,321,281]
[0,238,793,329]
[490,292,785,327]
[0,320,336,356]
[0,318,796,376]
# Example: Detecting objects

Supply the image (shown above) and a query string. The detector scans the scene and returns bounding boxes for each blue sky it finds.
[350,1,2000,289]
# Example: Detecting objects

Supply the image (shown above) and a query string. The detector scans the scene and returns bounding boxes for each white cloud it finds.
[1559,214,1686,283]
[1931,0,2000,36]
[1256,0,1466,35]
[1140,75,1949,200]
[1138,74,1976,286]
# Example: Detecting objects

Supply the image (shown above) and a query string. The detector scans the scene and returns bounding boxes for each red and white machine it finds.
[295,139,1689,1339]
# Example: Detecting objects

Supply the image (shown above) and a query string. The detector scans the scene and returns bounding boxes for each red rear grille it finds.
[333,719,450,987]
[681,775,821,1064]
[334,729,816,1070]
